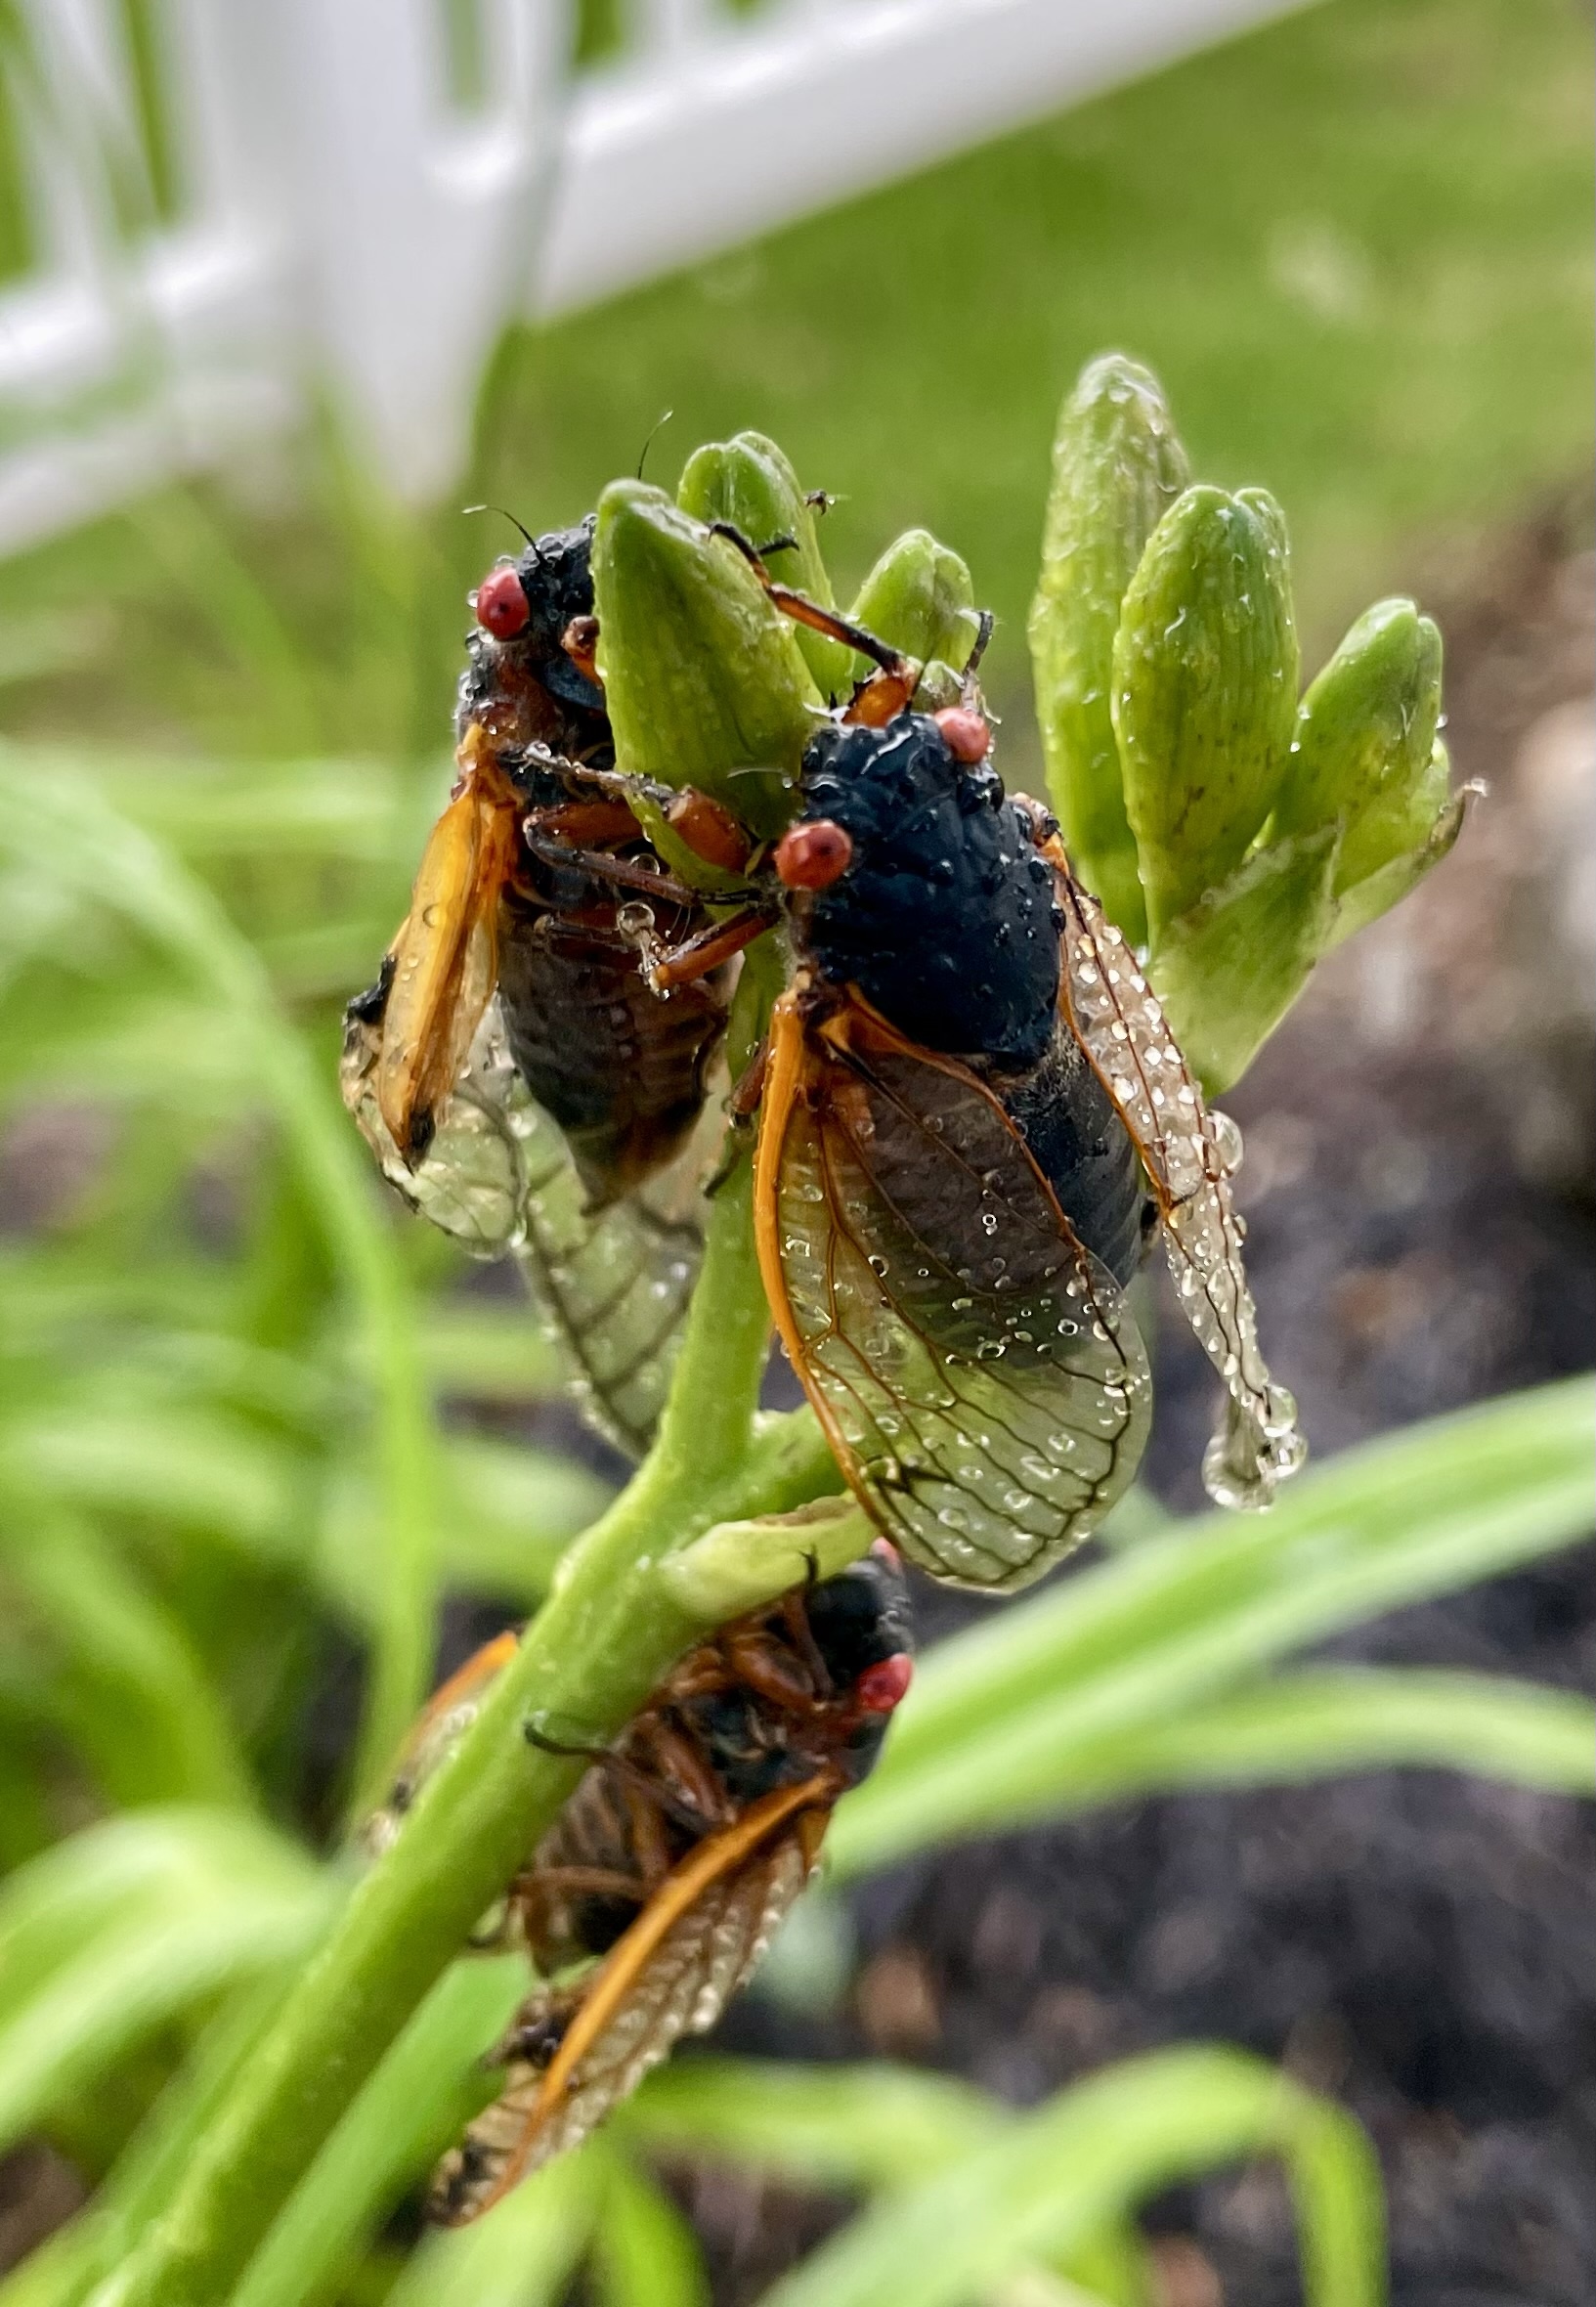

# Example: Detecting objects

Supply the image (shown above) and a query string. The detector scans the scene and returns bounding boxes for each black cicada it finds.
[341,516,742,1453]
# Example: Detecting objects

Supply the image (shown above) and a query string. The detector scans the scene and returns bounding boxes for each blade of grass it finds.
[0,1819,330,2157]
[0,759,439,1806]
[590,2154,712,2307]
[1002,1667,1594,1811]
[623,2060,1000,2195]
[839,1667,1593,1865]
[3,1500,258,1809]
[755,2046,1383,2307]
[830,1380,1593,1873]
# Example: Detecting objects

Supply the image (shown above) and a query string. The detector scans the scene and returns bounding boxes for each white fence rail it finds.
[0,0,1296,551]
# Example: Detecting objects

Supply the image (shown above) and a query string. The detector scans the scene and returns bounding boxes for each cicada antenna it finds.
[461,502,538,550]
[959,609,996,711]
[636,408,674,480]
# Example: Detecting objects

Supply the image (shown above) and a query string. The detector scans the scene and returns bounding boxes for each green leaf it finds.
[233,1957,526,2307]
[317,1435,610,1626]
[830,1380,1593,1874]
[1,1505,258,1810]
[0,761,439,1810]
[1273,597,1446,902]
[1147,824,1339,1094]
[592,479,820,849]
[626,2059,999,2193]
[592,2155,712,2307]
[1114,484,1299,941]
[0,1809,329,2158]
[4,1405,300,1562]
[677,430,853,697]
[755,2046,1383,2307]
[849,529,983,680]
[1039,1669,1596,1808]
[1028,355,1189,944]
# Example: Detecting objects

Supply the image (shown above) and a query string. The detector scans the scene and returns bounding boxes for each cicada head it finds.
[782,713,1061,1072]
[459,513,607,752]
[804,1541,915,1785]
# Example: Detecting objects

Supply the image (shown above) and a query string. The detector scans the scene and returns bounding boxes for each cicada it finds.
[341,515,744,1453]
[669,547,1305,1589]
[367,1545,913,2222]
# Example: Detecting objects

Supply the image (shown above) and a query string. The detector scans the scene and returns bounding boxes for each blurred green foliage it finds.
[0,0,1590,2296]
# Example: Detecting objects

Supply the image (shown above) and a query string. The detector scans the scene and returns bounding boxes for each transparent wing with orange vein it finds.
[755,995,1151,1591]
[430,1782,830,2224]
[342,999,704,1459]
[1051,860,1306,1509]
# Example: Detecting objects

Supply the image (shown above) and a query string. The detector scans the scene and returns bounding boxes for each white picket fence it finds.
[0,0,1297,552]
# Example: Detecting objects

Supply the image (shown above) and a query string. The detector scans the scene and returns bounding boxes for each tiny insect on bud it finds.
[474,566,531,639]
[775,819,854,891]
[853,1653,913,1714]
[562,614,600,684]
[934,706,991,763]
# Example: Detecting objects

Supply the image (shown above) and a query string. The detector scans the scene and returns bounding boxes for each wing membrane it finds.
[375,784,519,1161]
[1052,863,1306,1507]
[342,1000,703,1458]
[431,1779,829,2223]
[756,996,1150,1590]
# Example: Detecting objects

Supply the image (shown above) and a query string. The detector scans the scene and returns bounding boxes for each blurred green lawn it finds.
[0,0,1589,766]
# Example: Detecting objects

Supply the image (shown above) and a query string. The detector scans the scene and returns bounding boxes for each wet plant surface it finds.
[677,513,1596,2305]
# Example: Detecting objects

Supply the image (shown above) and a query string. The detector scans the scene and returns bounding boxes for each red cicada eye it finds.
[853,1652,913,1715]
[933,706,990,763]
[474,566,531,641]
[774,819,854,892]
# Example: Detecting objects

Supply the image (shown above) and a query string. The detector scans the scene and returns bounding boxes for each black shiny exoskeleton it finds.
[453,515,729,1203]
[789,713,1150,1285]
[455,514,610,759]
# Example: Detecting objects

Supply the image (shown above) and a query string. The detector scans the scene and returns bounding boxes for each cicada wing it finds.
[362,1630,519,1858]
[373,785,518,1163]
[430,1780,831,2225]
[1052,865,1306,1507]
[755,997,1151,1592]
[341,999,703,1460]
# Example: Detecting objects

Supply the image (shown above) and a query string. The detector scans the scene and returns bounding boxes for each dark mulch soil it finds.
[684,509,1596,2305]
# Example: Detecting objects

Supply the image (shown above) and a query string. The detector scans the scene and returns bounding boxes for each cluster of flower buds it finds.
[1029,354,1464,1093]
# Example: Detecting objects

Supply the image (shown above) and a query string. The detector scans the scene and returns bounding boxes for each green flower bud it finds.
[1149,827,1339,1095]
[1272,596,1460,945]
[677,430,855,699]
[1028,355,1189,946]
[592,479,821,853]
[657,1496,873,1624]
[1327,752,1469,949]
[849,528,983,675]
[1114,483,1300,943]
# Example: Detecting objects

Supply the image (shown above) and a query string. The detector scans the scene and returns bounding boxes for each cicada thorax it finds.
[789,713,1150,1285]
[393,1546,913,2225]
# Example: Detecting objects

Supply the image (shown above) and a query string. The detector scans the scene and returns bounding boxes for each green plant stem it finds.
[101,937,819,2307]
